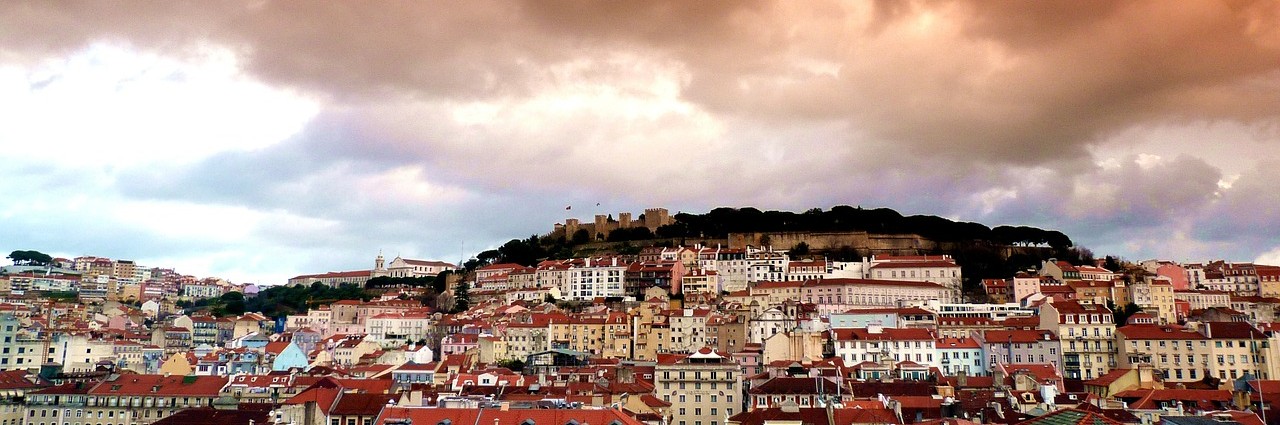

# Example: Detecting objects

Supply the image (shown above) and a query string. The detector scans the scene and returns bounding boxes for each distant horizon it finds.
[7,199,1274,285]
[4,1,1279,284]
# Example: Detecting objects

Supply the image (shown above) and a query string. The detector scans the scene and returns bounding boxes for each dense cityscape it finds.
[2,206,1279,425]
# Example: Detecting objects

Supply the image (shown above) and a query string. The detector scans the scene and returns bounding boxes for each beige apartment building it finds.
[1128,278,1176,324]
[1039,300,1116,380]
[1117,322,1273,383]
[1175,290,1232,311]
[655,348,743,425]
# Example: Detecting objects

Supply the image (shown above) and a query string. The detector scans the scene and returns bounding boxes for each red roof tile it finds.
[88,375,228,397]
[375,406,646,425]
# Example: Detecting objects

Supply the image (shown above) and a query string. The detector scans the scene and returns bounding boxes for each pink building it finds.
[1156,263,1190,290]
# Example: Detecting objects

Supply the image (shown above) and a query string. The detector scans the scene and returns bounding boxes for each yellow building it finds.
[477,335,507,364]
[158,353,193,376]
[1039,300,1116,380]
[1129,278,1176,324]
[1118,322,1272,383]
[118,283,143,302]
[1067,280,1118,305]
[760,330,826,364]
[1259,266,1280,298]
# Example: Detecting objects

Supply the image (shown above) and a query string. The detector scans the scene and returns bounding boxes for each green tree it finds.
[543,293,556,304]
[46,291,79,301]
[1103,256,1124,272]
[223,299,246,315]
[495,358,525,373]
[791,241,810,256]
[1108,301,1143,325]
[7,250,53,266]
[452,281,471,313]
[571,229,591,245]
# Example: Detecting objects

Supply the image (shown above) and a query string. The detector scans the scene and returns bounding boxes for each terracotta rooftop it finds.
[1013,408,1122,425]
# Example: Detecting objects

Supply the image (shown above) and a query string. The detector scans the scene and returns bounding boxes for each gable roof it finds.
[1013,408,1123,425]
[374,406,647,425]
[88,375,228,397]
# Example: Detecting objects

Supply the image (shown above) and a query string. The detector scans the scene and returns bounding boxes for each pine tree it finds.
[452,281,471,313]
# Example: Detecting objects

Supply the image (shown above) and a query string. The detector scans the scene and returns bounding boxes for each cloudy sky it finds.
[2,1,1279,284]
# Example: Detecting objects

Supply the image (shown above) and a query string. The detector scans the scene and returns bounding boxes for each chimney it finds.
[890,399,904,424]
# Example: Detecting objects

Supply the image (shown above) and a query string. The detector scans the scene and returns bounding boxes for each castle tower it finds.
[644,208,671,231]
[619,212,632,229]
[565,218,580,237]
[594,214,609,240]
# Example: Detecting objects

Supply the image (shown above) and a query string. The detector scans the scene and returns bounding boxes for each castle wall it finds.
[553,208,672,238]
[728,231,951,255]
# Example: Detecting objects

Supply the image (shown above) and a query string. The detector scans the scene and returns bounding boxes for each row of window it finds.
[661,381,734,391]
[661,370,735,380]
[1132,339,1265,349]
[673,407,730,419]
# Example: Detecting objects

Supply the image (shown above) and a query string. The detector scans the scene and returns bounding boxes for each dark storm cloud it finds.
[6,1,1277,163]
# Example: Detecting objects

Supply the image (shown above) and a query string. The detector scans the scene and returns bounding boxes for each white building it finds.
[832,326,938,367]
[866,255,963,301]
[565,258,629,301]
[376,255,457,278]
[365,311,433,348]
[937,337,987,377]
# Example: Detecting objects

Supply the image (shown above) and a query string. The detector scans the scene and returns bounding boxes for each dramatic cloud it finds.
[2,0,1279,282]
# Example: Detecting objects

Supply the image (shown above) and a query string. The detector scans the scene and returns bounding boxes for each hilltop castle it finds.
[552,207,672,241]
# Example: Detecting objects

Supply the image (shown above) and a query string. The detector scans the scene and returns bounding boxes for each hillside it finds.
[467,206,1091,296]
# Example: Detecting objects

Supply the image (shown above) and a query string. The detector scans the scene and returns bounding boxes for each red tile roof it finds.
[329,393,398,416]
[374,406,647,425]
[1013,407,1122,425]
[728,407,902,425]
[869,261,960,269]
[290,270,372,280]
[936,337,981,349]
[1204,322,1267,339]
[833,328,935,341]
[1117,324,1206,340]
[981,329,1057,343]
[88,375,228,396]
[1083,368,1132,387]
[151,407,268,425]
[1112,388,1232,410]
[749,377,838,394]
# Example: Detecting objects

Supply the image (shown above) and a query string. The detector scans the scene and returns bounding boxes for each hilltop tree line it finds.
[6,250,54,266]
[458,206,1075,270]
[180,283,373,318]
[653,206,1073,248]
